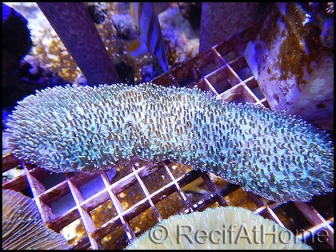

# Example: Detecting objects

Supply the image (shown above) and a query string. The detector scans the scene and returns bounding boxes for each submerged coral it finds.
[6,83,334,202]
[2,189,68,250]
[126,206,312,249]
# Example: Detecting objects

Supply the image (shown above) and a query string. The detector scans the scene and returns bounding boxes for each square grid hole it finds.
[60,217,87,248]
[87,196,118,229]
[141,165,171,194]
[214,36,246,64]
[206,66,241,94]
[219,82,260,104]
[129,206,159,237]
[170,61,203,87]
[116,179,146,211]
[154,191,186,219]
[229,56,254,81]
[100,224,129,250]
[192,49,226,77]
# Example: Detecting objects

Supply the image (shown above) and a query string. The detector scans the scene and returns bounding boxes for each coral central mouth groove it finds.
[6,82,334,202]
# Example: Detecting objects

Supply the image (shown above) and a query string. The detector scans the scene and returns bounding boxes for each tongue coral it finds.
[5,83,334,202]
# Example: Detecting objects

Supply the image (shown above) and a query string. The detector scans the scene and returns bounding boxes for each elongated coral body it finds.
[6,83,334,202]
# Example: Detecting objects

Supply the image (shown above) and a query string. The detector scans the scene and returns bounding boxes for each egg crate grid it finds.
[2,155,334,250]
[2,23,334,250]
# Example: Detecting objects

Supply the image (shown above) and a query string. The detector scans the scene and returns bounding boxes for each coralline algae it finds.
[244,2,334,130]
[6,83,334,202]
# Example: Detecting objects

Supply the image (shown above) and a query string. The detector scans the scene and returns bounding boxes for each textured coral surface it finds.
[2,189,68,250]
[6,83,334,202]
[126,206,312,249]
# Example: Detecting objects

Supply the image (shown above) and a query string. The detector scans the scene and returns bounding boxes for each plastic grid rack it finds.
[2,23,334,250]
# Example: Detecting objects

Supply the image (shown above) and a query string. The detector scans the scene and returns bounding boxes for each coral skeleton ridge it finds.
[6,83,334,202]
[126,206,312,249]
[2,189,68,250]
